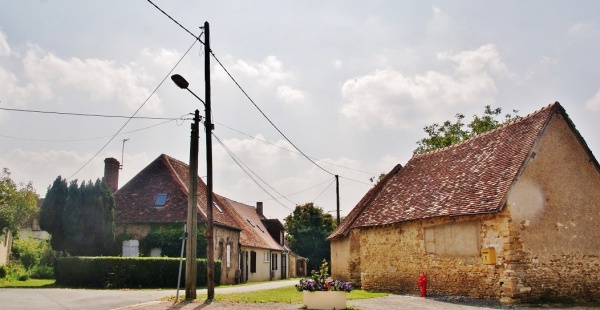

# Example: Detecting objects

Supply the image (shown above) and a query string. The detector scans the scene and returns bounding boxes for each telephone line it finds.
[213,134,294,211]
[146,0,334,177]
[0,107,186,120]
[68,37,199,180]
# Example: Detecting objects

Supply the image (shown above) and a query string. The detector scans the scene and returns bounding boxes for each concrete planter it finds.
[302,290,347,309]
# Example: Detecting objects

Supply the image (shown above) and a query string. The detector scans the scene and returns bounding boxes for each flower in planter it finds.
[295,260,353,292]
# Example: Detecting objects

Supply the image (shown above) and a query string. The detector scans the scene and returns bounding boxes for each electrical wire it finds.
[213,133,294,211]
[217,122,378,176]
[146,0,334,177]
[146,0,205,45]
[0,116,187,142]
[67,36,200,180]
[311,178,336,203]
[146,1,377,189]
[210,52,334,176]
[0,107,183,120]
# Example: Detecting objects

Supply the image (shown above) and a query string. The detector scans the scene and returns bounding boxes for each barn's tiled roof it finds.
[221,197,284,251]
[329,102,576,239]
[114,154,241,230]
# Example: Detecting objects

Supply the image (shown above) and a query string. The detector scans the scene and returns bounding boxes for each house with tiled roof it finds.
[328,102,600,304]
[220,198,287,283]
[111,154,242,285]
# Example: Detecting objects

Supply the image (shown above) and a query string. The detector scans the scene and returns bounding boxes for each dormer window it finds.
[155,194,167,207]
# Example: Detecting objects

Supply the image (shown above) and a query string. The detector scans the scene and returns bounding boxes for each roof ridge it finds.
[413,102,560,158]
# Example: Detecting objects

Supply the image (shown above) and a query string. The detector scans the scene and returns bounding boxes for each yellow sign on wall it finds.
[481,248,496,265]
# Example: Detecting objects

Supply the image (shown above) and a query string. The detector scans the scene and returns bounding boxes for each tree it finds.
[414,105,520,154]
[40,176,115,256]
[39,177,68,252]
[284,203,336,273]
[0,168,39,233]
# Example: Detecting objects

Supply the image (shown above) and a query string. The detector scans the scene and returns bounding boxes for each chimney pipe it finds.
[256,202,263,216]
[104,157,120,194]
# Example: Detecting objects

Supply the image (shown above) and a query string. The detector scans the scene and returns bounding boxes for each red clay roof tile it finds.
[329,102,567,239]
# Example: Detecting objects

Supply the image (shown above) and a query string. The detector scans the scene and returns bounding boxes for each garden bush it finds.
[29,265,54,279]
[55,256,221,288]
[0,265,6,278]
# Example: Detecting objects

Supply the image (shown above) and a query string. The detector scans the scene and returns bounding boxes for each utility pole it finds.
[185,110,200,300]
[335,175,340,225]
[204,20,215,301]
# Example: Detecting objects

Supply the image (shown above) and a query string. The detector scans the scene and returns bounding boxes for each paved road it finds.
[0,280,298,310]
[2,280,596,310]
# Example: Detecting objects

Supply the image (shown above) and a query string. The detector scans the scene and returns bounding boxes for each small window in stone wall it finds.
[424,221,480,257]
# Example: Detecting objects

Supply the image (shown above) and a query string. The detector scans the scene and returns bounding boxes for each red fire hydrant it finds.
[417,272,427,297]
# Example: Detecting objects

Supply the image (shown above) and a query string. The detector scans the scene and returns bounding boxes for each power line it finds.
[0,116,186,142]
[146,0,205,45]
[213,133,294,211]
[145,0,334,177]
[210,52,335,176]
[0,107,184,120]
[217,122,378,176]
[311,178,336,203]
[68,37,200,180]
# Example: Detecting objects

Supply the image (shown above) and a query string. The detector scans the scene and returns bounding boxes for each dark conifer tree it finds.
[40,176,68,253]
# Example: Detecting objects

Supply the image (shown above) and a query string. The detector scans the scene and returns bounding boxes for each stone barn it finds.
[328,102,600,304]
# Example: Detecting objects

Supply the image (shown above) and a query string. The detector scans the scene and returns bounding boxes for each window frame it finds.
[154,193,168,207]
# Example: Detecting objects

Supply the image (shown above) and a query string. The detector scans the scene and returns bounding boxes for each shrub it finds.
[11,238,55,270]
[140,225,206,258]
[55,256,221,288]
[1,262,25,282]
[0,266,6,278]
[29,265,54,279]
[18,274,30,281]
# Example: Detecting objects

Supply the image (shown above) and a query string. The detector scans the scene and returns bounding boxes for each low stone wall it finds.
[525,254,600,302]
[358,212,511,300]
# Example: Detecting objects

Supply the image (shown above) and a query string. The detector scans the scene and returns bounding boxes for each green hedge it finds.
[55,257,221,288]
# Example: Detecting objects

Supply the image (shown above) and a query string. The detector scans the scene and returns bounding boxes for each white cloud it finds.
[427,6,451,35]
[141,48,181,67]
[585,88,600,112]
[437,44,512,77]
[215,55,290,86]
[277,85,305,104]
[22,46,162,113]
[333,60,342,69]
[0,29,11,57]
[340,44,508,129]
[569,22,595,37]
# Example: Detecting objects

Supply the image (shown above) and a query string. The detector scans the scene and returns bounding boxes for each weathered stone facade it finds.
[116,223,241,285]
[330,106,600,304]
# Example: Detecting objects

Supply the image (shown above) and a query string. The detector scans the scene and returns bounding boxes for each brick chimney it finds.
[104,157,120,194]
[256,202,263,216]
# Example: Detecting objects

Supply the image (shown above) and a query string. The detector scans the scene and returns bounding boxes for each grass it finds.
[0,279,56,288]
[164,286,388,304]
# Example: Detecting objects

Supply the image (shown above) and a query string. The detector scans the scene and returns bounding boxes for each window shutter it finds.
[250,251,257,273]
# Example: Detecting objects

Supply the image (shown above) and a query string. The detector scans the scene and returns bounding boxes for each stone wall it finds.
[357,211,516,300]
[116,222,241,285]
[331,229,361,285]
[508,113,600,302]
[214,226,241,285]
[116,223,151,239]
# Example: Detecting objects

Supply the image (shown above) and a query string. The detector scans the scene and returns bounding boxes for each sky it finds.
[1,1,599,223]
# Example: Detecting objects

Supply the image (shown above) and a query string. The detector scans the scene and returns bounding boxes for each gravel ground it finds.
[124,294,520,310]
[125,295,600,310]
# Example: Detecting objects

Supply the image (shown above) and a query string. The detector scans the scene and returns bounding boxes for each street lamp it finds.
[171,72,215,300]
